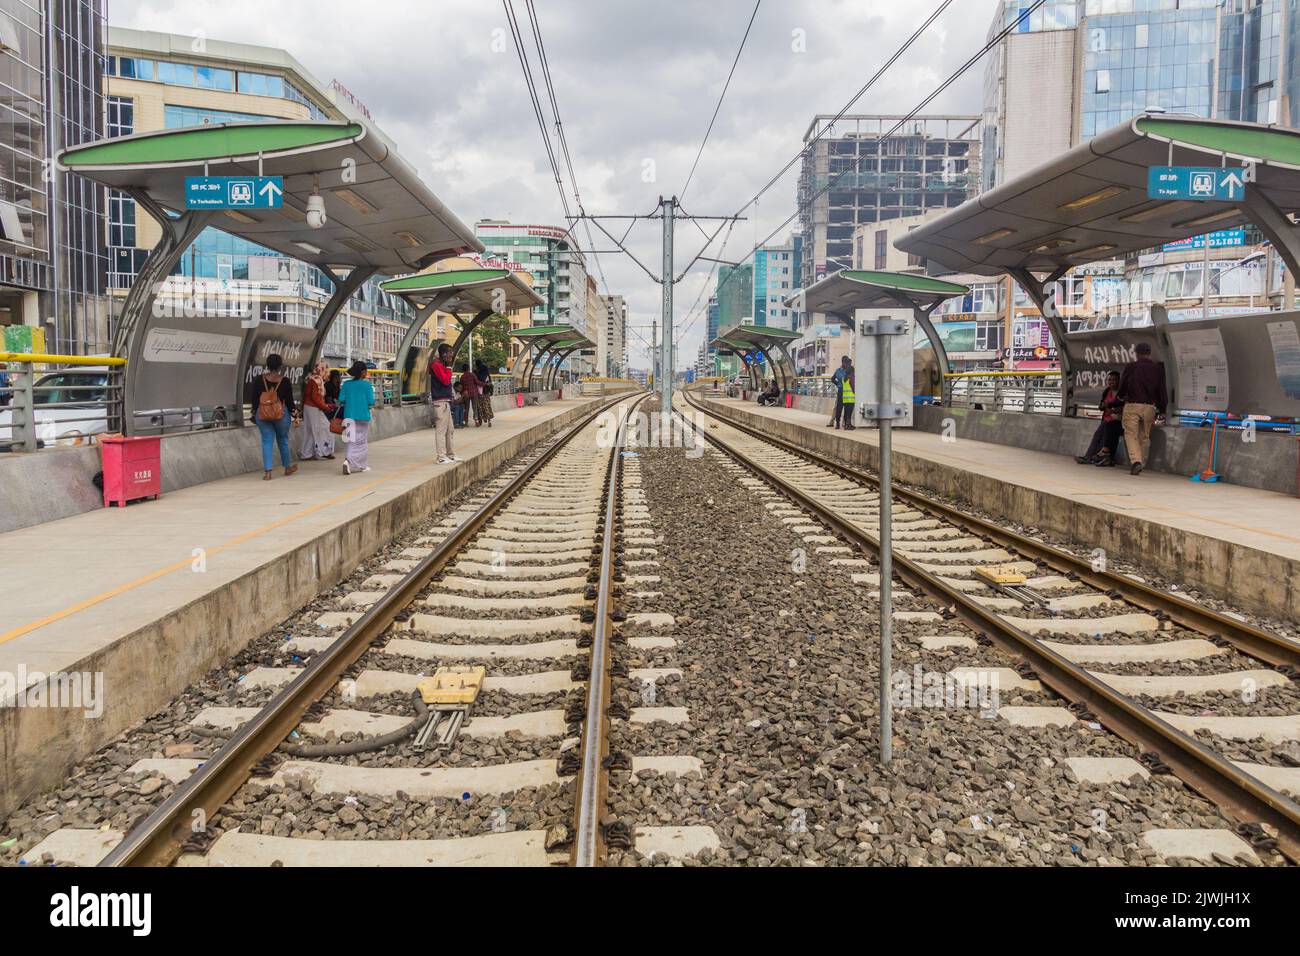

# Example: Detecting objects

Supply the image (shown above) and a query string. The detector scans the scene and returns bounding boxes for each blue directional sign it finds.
[1147,166,1248,202]
[185,175,284,210]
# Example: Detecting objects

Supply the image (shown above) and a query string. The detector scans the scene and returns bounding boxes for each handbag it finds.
[329,405,346,435]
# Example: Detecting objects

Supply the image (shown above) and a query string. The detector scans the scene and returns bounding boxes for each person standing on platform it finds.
[255,353,298,481]
[325,369,342,408]
[429,343,460,464]
[837,357,857,430]
[828,355,852,428]
[474,359,495,427]
[1075,371,1123,466]
[459,363,483,426]
[1118,342,1167,476]
[299,360,335,461]
[338,361,375,475]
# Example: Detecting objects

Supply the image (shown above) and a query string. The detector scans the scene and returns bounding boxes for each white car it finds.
[0,368,211,449]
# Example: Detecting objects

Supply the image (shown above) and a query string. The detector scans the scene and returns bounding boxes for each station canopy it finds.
[380,268,543,313]
[894,114,1300,276]
[58,119,482,274]
[710,322,801,354]
[511,324,595,352]
[790,270,969,316]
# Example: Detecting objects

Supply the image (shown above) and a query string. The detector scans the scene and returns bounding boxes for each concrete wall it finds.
[0,396,607,820]
[698,395,1300,621]
[0,391,558,535]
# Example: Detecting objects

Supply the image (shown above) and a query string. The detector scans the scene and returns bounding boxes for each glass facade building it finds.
[0,0,110,354]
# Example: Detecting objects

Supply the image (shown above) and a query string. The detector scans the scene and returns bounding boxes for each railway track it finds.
[69,390,710,867]
[679,390,1300,864]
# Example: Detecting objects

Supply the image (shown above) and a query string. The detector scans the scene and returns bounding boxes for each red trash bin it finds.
[100,435,161,508]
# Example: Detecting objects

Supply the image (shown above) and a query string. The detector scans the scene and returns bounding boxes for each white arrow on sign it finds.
[1219,170,1244,198]
[259,179,283,203]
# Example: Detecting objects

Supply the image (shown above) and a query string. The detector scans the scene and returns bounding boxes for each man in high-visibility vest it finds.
[838,359,856,430]
[829,355,851,429]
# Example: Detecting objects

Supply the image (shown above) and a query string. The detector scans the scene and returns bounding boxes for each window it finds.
[1135,24,1148,48]
[156,61,196,86]
[108,56,154,80]
[106,96,133,138]
[108,190,135,247]
[164,105,275,128]
[874,230,888,270]
[195,66,235,91]
[1096,69,1111,93]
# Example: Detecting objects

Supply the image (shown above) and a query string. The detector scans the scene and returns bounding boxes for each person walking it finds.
[429,343,459,464]
[459,363,483,426]
[298,359,335,461]
[1075,371,1123,466]
[255,353,298,481]
[338,361,375,475]
[1118,342,1167,476]
[474,359,495,427]
[829,355,852,428]
[838,358,857,430]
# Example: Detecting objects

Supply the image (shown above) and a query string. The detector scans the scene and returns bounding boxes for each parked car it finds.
[0,367,212,449]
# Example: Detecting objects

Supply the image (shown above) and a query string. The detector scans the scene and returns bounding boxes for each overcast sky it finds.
[112,0,1001,368]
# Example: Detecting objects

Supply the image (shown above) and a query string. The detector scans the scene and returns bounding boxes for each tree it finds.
[467,314,512,372]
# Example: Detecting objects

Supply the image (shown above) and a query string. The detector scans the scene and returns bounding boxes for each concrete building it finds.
[753,234,802,332]
[584,272,601,378]
[715,263,752,329]
[103,27,416,367]
[474,220,591,338]
[0,0,110,355]
[599,293,627,377]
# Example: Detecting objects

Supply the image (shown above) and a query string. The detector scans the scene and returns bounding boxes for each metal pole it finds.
[661,196,675,411]
[1202,237,1210,322]
[877,331,893,766]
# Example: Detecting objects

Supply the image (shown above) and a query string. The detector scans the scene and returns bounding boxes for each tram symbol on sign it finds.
[1190,172,1215,197]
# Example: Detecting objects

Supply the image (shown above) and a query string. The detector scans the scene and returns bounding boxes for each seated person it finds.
[757,379,782,407]
[1076,371,1124,466]
[451,382,468,428]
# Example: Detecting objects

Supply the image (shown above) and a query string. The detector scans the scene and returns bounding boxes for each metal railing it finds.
[792,375,837,398]
[942,370,1063,414]
[0,353,127,453]
[329,367,403,408]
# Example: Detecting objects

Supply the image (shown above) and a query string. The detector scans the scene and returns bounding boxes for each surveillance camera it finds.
[306,192,327,229]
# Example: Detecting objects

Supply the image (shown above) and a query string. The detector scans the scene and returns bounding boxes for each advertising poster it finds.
[1267,320,1300,400]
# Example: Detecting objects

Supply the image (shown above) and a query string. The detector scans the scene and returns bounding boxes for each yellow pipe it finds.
[0,353,126,367]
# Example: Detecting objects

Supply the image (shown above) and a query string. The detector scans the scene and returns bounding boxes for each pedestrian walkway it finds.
[695,394,1300,620]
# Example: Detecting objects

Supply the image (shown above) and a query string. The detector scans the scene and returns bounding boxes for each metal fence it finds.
[0,353,127,453]
[942,371,1063,415]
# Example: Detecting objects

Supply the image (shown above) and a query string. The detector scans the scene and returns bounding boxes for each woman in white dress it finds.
[299,360,336,460]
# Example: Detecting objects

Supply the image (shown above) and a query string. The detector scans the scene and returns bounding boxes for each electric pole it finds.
[660,196,676,411]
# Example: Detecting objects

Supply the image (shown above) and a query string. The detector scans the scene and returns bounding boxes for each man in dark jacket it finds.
[429,343,458,463]
[1118,342,1167,476]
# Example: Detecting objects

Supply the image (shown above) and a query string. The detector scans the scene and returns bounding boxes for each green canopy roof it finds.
[895,113,1300,276]
[380,268,542,314]
[790,269,968,316]
[510,324,595,350]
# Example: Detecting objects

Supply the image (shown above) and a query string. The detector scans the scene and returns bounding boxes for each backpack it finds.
[258,374,285,421]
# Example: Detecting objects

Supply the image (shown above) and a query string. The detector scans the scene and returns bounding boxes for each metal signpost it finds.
[1147,165,1248,202]
[854,313,913,765]
[184,175,284,210]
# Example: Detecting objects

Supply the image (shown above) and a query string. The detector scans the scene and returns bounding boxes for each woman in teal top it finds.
[338,362,376,474]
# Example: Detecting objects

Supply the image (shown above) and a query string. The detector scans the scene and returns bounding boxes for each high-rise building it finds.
[797,114,980,291]
[0,0,110,355]
[716,263,752,329]
[103,28,416,367]
[474,221,590,337]
[753,234,802,331]
[599,293,627,377]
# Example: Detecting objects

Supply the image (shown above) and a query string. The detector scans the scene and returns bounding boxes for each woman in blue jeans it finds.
[255,353,298,481]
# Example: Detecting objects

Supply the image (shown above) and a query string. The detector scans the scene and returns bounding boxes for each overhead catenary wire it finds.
[679,0,763,202]
[689,0,1047,330]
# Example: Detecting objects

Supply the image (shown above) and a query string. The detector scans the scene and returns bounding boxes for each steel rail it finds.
[675,398,1300,863]
[681,391,1300,668]
[573,394,648,866]
[100,391,640,867]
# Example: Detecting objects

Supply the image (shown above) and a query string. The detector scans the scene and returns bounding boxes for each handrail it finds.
[943,370,1060,379]
[0,352,126,367]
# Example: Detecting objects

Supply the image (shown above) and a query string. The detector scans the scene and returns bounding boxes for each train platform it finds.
[0,394,610,817]
[692,393,1300,622]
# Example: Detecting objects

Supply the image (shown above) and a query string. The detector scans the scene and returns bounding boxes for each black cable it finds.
[680,0,762,201]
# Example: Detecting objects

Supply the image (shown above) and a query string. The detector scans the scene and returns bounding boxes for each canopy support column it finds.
[449,308,495,366]
[526,342,560,391]
[1242,188,1300,309]
[1008,266,1073,414]
[547,346,581,389]
[112,191,216,359]
[394,288,459,383]
[307,266,379,372]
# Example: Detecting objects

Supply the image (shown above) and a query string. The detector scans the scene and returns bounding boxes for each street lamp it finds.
[1204,249,1267,318]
